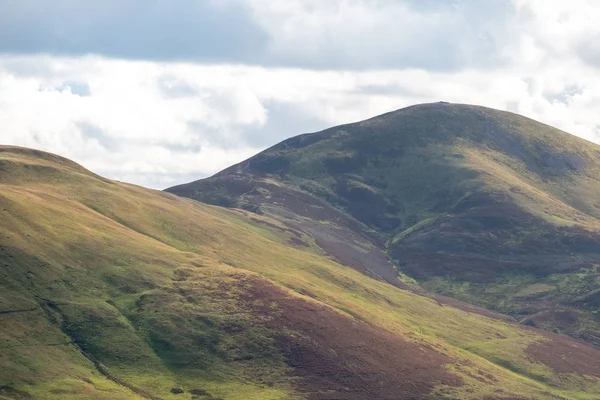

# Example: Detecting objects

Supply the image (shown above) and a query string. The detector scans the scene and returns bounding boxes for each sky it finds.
[1,0,600,189]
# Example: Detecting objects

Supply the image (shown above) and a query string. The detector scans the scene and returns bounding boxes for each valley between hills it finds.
[3,103,600,399]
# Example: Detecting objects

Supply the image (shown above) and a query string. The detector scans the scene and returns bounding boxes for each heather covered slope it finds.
[3,147,600,399]
[167,102,600,346]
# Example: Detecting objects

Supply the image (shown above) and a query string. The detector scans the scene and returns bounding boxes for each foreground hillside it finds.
[168,102,600,347]
[2,145,600,399]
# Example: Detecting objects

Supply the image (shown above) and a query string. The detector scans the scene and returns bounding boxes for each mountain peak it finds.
[168,104,600,349]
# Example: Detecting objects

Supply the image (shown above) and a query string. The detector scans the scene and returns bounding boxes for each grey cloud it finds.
[78,120,204,153]
[157,138,203,154]
[156,75,199,99]
[76,121,118,150]
[0,57,57,77]
[576,37,600,69]
[264,0,518,71]
[353,83,423,98]
[241,101,329,148]
[57,81,91,96]
[543,85,583,105]
[187,100,329,149]
[0,0,267,62]
[186,120,237,149]
[402,0,462,12]
[0,0,519,71]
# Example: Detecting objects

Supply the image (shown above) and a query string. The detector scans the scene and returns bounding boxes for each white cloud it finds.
[0,57,264,189]
[241,0,517,70]
[0,1,599,188]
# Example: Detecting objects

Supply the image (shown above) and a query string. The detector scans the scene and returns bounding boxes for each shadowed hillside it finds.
[3,145,600,399]
[168,102,600,348]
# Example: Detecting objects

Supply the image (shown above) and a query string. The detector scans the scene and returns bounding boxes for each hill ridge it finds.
[3,143,600,398]
[167,102,600,349]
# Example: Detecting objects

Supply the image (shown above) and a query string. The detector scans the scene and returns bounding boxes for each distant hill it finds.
[3,143,600,399]
[168,102,600,348]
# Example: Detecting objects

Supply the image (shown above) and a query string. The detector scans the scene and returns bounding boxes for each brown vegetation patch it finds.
[168,173,403,288]
[520,310,580,330]
[239,277,462,399]
[525,333,600,376]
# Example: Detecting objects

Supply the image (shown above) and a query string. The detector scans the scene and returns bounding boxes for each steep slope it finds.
[167,102,600,347]
[3,147,600,399]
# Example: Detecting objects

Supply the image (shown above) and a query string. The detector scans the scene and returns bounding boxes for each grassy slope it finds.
[2,146,600,399]
[167,103,600,346]
[244,102,600,234]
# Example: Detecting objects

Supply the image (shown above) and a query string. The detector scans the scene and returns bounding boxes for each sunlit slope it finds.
[168,102,600,346]
[2,146,600,400]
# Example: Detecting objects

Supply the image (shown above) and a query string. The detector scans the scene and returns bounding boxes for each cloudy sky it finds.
[1,0,599,189]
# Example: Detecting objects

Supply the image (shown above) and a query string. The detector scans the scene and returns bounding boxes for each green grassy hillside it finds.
[167,102,600,348]
[2,147,600,399]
